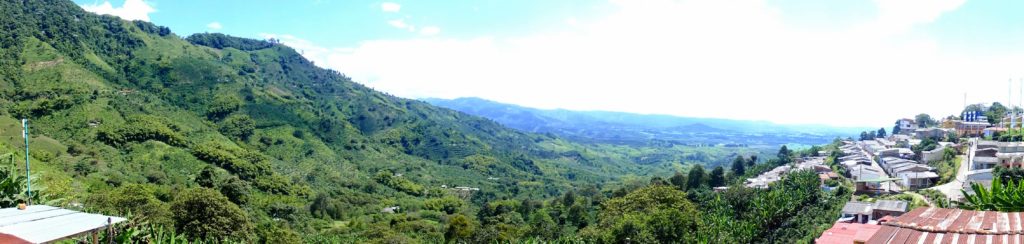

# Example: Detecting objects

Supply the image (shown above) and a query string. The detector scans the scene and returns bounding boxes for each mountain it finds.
[424,97,869,146]
[0,1,785,242]
[0,1,857,243]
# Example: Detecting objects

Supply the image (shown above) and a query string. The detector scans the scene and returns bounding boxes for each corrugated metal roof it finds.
[867,207,1024,243]
[843,202,874,215]
[873,200,908,212]
[0,205,126,244]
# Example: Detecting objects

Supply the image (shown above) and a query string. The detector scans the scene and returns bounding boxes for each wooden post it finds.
[91,230,98,244]
[107,217,113,244]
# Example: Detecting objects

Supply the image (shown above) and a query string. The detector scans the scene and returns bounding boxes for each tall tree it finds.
[777,145,792,165]
[445,214,475,243]
[877,127,887,138]
[709,166,726,187]
[747,155,758,167]
[915,113,935,128]
[988,102,1008,124]
[731,156,746,176]
[669,172,687,191]
[686,165,706,190]
[171,188,253,241]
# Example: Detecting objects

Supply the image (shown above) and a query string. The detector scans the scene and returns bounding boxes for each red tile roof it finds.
[816,223,883,244]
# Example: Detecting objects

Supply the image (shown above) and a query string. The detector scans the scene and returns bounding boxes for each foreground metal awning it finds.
[0,205,126,244]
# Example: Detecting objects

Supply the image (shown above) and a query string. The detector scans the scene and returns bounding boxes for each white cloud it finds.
[381,2,401,12]
[206,21,223,30]
[79,0,155,21]
[419,26,440,35]
[263,0,1022,127]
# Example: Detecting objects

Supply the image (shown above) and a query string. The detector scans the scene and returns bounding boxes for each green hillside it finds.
[0,0,781,242]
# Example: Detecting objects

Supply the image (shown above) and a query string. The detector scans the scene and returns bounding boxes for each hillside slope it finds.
[0,0,714,241]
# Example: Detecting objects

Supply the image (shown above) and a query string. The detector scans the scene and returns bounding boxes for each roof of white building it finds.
[0,205,125,244]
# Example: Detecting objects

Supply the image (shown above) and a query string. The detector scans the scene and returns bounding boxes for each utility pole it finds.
[21,119,30,205]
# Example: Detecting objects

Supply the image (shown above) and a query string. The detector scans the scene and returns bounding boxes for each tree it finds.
[669,172,687,191]
[988,102,1008,124]
[219,114,255,140]
[527,210,559,240]
[171,188,253,241]
[747,155,758,167]
[961,177,1024,212]
[445,214,475,243]
[709,166,726,187]
[567,203,589,228]
[219,176,251,205]
[777,146,792,165]
[860,131,869,141]
[731,156,746,176]
[892,124,901,136]
[877,127,887,138]
[562,190,577,207]
[914,114,935,128]
[686,165,706,190]
[194,166,219,188]
[582,185,699,243]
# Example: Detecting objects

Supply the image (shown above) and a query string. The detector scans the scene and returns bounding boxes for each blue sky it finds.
[75,0,1024,127]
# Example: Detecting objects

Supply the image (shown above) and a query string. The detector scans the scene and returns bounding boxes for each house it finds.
[866,207,1024,243]
[840,200,910,224]
[847,165,882,181]
[382,206,401,214]
[900,171,939,189]
[815,223,882,244]
[819,172,839,183]
[919,145,946,163]
[897,118,916,134]
[841,202,875,224]
[914,128,949,140]
[996,142,1024,168]
[954,120,990,137]
[874,138,896,149]
[983,127,1007,138]
[973,147,999,170]
[871,200,909,220]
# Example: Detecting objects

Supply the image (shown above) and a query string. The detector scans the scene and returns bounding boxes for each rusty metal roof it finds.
[867,207,1024,243]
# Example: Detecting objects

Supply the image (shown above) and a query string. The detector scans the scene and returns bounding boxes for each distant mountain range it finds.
[423,97,870,147]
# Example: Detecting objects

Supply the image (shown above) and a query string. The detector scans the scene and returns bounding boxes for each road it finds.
[927,138,975,201]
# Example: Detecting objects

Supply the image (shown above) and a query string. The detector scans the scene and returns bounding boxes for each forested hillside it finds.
[0,0,846,243]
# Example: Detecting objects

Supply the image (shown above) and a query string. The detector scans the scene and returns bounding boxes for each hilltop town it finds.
[798,105,1024,243]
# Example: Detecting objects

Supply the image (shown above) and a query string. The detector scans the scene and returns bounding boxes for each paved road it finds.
[928,138,975,201]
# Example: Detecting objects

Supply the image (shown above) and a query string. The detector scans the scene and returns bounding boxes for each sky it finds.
[74,0,1024,128]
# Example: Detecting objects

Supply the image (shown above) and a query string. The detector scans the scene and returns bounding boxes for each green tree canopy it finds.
[686,165,706,190]
[584,185,700,243]
[731,155,746,176]
[171,188,253,241]
[709,166,726,187]
[915,113,936,128]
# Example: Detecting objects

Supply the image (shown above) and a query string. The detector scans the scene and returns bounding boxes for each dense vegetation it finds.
[961,177,1024,212]
[0,0,791,242]
[0,0,856,242]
